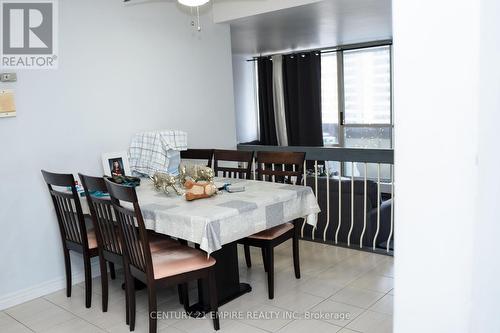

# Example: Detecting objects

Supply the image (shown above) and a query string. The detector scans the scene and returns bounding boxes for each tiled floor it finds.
[2,242,394,333]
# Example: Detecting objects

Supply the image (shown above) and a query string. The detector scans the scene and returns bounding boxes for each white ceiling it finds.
[228,0,392,55]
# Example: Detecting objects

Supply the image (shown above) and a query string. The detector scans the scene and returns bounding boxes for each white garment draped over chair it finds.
[128,130,187,177]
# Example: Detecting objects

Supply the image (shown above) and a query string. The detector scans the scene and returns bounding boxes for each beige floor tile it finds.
[170,315,221,333]
[219,290,265,313]
[349,273,394,294]
[370,261,394,278]
[239,304,294,332]
[221,320,270,332]
[370,294,393,315]
[298,276,345,298]
[338,328,362,333]
[44,287,105,315]
[5,298,50,318]
[5,298,76,332]
[41,317,105,333]
[264,290,324,313]
[0,312,32,333]
[330,287,385,309]
[316,266,365,286]
[277,319,343,333]
[310,300,364,326]
[347,310,393,333]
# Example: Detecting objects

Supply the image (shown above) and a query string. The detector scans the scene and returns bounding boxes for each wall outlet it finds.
[0,73,17,82]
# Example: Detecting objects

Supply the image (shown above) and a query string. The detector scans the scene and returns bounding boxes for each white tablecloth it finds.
[83,178,320,255]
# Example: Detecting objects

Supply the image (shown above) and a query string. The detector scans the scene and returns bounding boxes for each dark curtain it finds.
[257,57,278,145]
[283,52,323,147]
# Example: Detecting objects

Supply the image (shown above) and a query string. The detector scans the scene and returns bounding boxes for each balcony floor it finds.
[2,242,393,333]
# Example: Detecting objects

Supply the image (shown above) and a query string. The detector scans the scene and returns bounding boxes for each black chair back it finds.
[256,152,305,184]
[41,170,89,249]
[105,179,153,278]
[80,174,122,255]
[180,149,214,168]
[213,149,254,179]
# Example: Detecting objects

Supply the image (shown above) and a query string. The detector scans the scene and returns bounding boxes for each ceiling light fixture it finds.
[177,0,210,32]
[177,0,210,7]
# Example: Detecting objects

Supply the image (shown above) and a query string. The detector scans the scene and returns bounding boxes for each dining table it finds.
[80,177,320,311]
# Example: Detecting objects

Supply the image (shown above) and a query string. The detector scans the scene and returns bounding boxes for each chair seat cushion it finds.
[248,223,294,240]
[152,246,216,279]
[149,233,181,253]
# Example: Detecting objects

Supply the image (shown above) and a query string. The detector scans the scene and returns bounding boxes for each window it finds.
[321,52,339,146]
[321,45,393,149]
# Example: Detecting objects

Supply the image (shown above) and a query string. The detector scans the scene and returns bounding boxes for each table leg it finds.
[186,241,251,316]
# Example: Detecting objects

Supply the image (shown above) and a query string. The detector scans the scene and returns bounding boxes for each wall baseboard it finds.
[0,261,101,311]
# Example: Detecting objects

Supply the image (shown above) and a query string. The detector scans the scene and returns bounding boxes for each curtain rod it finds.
[245,39,392,62]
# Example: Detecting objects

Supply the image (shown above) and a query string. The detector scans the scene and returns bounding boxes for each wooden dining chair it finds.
[41,170,99,308]
[180,149,214,168]
[104,178,220,332]
[79,174,127,319]
[213,149,254,179]
[79,174,188,319]
[238,151,306,299]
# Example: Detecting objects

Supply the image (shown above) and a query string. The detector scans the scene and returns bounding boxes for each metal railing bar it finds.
[373,163,381,250]
[335,174,341,244]
[301,160,307,238]
[348,162,355,247]
[323,162,330,242]
[387,164,394,253]
[360,163,368,248]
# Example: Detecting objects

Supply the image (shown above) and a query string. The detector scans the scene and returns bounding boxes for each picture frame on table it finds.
[101,151,131,177]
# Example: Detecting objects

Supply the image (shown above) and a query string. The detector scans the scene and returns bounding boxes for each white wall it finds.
[394,0,500,332]
[469,0,500,331]
[0,0,236,309]
[232,55,259,143]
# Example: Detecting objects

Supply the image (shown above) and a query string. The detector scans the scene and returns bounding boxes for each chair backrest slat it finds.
[42,170,88,249]
[181,149,214,168]
[105,179,152,276]
[79,174,122,255]
[256,152,306,184]
[213,150,254,180]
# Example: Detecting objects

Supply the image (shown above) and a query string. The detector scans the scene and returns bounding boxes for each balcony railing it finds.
[237,144,394,256]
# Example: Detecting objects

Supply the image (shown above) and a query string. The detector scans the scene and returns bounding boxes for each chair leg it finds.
[109,262,116,280]
[63,249,72,297]
[244,244,252,268]
[83,255,92,308]
[293,232,301,279]
[208,269,220,331]
[261,247,268,272]
[266,246,274,300]
[99,257,108,312]
[123,266,130,326]
[148,284,157,333]
[128,269,136,331]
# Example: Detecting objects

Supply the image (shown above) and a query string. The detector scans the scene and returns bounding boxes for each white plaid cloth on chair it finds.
[129,130,188,177]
